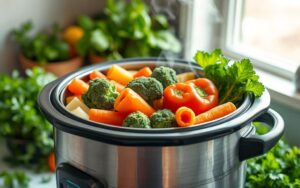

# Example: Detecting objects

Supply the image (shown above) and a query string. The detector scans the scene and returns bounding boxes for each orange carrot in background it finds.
[67,79,89,95]
[134,67,152,78]
[110,80,125,93]
[66,95,83,104]
[48,152,56,172]
[195,102,236,124]
[114,88,155,117]
[89,70,106,80]
[89,109,127,126]
[107,64,133,85]
[175,107,196,127]
[177,72,196,83]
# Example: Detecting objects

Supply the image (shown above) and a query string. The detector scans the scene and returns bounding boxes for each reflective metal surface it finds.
[55,124,253,188]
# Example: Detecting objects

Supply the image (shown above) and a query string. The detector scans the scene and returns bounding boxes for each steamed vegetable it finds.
[89,70,106,80]
[163,81,218,115]
[107,64,133,85]
[126,77,163,105]
[114,88,155,116]
[176,72,195,82]
[89,109,127,126]
[82,78,119,109]
[175,107,195,127]
[66,97,89,114]
[123,111,151,128]
[68,79,89,95]
[134,67,152,78]
[194,49,265,104]
[150,109,176,128]
[151,66,178,88]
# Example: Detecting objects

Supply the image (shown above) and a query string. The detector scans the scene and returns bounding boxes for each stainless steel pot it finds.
[38,58,284,188]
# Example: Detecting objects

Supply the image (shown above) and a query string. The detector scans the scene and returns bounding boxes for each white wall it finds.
[0,0,105,73]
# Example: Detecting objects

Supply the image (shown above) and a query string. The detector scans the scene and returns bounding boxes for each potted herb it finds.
[0,67,55,169]
[76,0,181,64]
[12,22,83,77]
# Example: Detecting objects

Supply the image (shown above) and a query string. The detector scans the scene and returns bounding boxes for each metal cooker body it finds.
[38,58,285,188]
[55,124,253,188]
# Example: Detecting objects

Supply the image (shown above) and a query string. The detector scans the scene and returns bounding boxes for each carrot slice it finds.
[175,107,196,127]
[177,72,195,82]
[89,70,106,80]
[67,79,89,95]
[195,102,236,124]
[107,64,133,85]
[153,97,164,110]
[134,67,152,78]
[89,109,127,126]
[114,88,155,117]
[110,80,125,93]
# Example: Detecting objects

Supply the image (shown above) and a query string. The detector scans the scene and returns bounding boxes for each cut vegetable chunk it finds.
[114,88,155,117]
[107,64,133,85]
[177,72,195,82]
[66,97,90,114]
[68,79,89,95]
[89,70,106,80]
[134,67,152,78]
[89,109,127,126]
[71,107,89,119]
[175,107,195,127]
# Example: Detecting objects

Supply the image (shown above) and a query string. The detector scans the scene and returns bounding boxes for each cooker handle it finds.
[239,108,284,161]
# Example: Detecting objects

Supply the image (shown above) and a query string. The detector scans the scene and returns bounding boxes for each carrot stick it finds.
[195,102,236,124]
[114,88,155,117]
[89,70,106,80]
[175,107,196,127]
[107,64,134,85]
[134,67,152,78]
[110,80,125,93]
[89,109,127,126]
[153,97,163,110]
[68,79,89,95]
[177,72,196,82]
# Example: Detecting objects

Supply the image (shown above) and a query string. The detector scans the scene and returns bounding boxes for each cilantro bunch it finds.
[194,49,265,104]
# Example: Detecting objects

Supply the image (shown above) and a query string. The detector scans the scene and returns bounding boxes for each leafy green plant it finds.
[0,67,56,166]
[76,0,181,60]
[0,170,30,188]
[246,123,300,188]
[12,22,70,64]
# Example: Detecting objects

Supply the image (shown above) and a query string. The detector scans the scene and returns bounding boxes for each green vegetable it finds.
[126,77,163,105]
[151,66,178,88]
[82,78,119,110]
[123,111,151,128]
[12,22,70,64]
[150,109,176,128]
[194,49,265,104]
[0,170,30,188]
[0,68,55,166]
[246,123,300,188]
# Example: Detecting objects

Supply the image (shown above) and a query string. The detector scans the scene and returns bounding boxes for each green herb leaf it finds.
[194,49,265,104]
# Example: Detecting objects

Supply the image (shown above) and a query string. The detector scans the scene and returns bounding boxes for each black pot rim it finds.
[38,57,270,146]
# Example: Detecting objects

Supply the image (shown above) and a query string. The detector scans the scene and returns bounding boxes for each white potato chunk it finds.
[66,97,89,114]
[71,107,89,120]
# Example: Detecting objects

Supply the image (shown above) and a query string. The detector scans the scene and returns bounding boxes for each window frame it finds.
[221,0,298,80]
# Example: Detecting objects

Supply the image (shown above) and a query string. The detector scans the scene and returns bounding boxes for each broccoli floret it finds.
[150,109,177,128]
[126,77,163,105]
[82,78,118,110]
[123,111,151,128]
[151,66,178,88]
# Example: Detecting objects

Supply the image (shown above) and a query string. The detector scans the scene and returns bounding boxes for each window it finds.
[223,0,300,80]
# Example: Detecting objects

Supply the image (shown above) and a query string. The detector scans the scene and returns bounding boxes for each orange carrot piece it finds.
[195,102,237,124]
[67,79,89,95]
[89,109,127,126]
[110,80,125,93]
[134,67,152,78]
[177,72,196,82]
[175,107,196,127]
[114,88,155,117]
[107,64,133,85]
[89,70,106,80]
[153,97,164,110]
